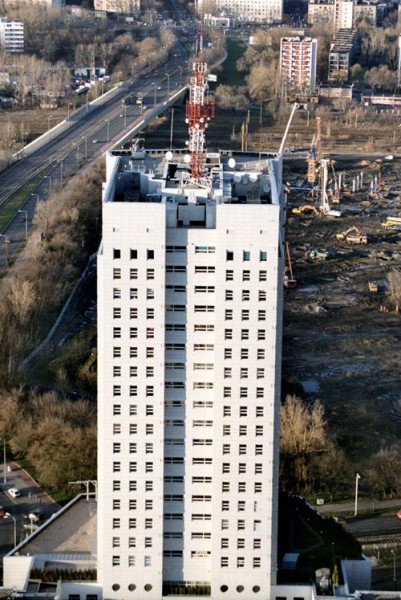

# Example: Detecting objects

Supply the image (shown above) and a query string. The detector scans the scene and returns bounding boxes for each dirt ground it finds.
[282,157,401,462]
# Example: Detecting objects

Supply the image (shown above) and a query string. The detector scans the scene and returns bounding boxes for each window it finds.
[113,307,121,319]
[146,328,154,339]
[239,463,246,474]
[147,249,154,260]
[242,290,250,301]
[255,482,262,493]
[112,537,120,548]
[129,327,138,339]
[226,251,234,261]
[195,246,215,253]
[113,249,121,259]
[113,346,121,358]
[221,538,229,548]
[240,388,248,399]
[128,556,135,567]
[241,329,249,340]
[129,537,136,547]
[130,288,138,300]
[255,464,263,474]
[256,406,264,417]
[130,347,138,358]
[225,290,233,301]
[237,520,245,530]
[146,288,154,300]
[166,245,186,253]
[130,366,137,377]
[222,463,230,473]
[113,268,121,279]
[241,309,249,320]
[222,500,230,511]
[242,269,250,281]
[147,308,154,319]
[147,268,155,279]
[241,348,248,359]
[224,348,232,359]
[225,309,233,320]
[146,443,153,454]
[224,368,232,379]
[259,290,266,301]
[129,480,137,491]
[195,285,215,293]
[113,366,121,377]
[256,388,264,398]
[239,425,247,436]
[238,482,246,493]
[129,499,137,510]
[113,327,121,339]
[260,251,267,261]
[113,404,121,416]
[113,423,121,434]
[237,557,245,568]
[145,518,153,529]
[221,519,229,530]
[223,424,231,436]
[129,518,137,529]
[221,557,229,567]
[223,444,230,455]
[240,368,248,379]
[144,556,152,567]
[113,443,121,454]
[259,270,267,281]
[237,538,245,549]
[113,480,120,491]
[194,305,214,313]
[129,405,137,416]
[146,386,154,397]
[130,307,138,319]
[112,556,120,566]
[145,462,153,472]
[256,425,263,436]
[239,406,248,417]
[146,423,154,434]
[146,347,154,358]
[223,406,231,417]
[113,518,120,529]
[258,329,266,341]
[243,251,250,261]
[129,385,137,397]
[129,443,137,454]
[167,265,186,273]
[113,385,121,397]
[254,539,261,549]
[130,267,138,279]
[129,462,137,472]
[255,445,263,455]
[195,265,215,273]
[239,444,247,455]
[257,349,265,360]
[130,249,137,259]
[113,288,121,299]
[223,387,231,398]
[226,270,233,281]
[225,329,232,340]
[253,557,261,568]
[145,537,152,548]
[193,324,213,332]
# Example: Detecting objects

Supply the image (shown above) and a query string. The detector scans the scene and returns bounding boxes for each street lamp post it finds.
[354,473,361,516]
[166,73,170,95]
[1,436,6,484]
[153,83,157,107]
[391,549,397,589]
[5,513,16,547]
[0,234,10,266]
[44,175,52,194]
[18,210,28,241]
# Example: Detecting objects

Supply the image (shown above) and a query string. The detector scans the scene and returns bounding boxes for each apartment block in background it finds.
[0,18,24,54]
[280,36,318,95]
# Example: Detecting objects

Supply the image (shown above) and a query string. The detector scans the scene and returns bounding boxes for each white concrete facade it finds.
[94,0,140,15]
[97,150,284,600]
[0,18,24,54]
[197,0,283,24]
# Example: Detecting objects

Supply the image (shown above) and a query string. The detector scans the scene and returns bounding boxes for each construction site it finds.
[282,115,401,465]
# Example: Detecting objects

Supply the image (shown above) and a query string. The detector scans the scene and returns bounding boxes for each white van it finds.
[8,487,21,498]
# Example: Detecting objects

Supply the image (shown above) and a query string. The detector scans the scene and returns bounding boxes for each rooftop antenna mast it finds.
[185,29,215,182]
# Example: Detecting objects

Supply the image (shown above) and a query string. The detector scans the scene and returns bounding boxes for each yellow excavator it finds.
[335,226,368,244]
[292,205,320,216]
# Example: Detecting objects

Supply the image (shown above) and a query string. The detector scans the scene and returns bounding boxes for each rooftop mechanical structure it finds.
[185,35,215,183]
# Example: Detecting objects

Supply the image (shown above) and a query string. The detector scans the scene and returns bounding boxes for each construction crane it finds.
[278,103,299,155]
[306,116,322,184]
[185,33,215,182]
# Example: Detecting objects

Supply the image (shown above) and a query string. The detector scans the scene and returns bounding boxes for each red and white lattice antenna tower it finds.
[185,31,215,181]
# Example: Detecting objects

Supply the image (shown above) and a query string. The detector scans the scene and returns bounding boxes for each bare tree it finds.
[387,268,401,312]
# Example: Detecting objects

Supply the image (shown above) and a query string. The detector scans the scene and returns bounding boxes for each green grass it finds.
[0,176,43,231]
[217,38,247,87]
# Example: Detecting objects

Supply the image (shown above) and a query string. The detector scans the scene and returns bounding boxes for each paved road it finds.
[0,460,59,555]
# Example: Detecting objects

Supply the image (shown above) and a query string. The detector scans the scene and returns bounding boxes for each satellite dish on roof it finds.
[184,154,191,164]
[228,157,236,168]
[166,151,173,161]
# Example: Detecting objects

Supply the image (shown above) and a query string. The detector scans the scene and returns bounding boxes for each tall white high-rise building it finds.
[97,147,285,600]
[0,17,24,54]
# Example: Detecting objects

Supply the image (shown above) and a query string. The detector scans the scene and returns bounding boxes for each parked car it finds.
[8,487,21,498]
